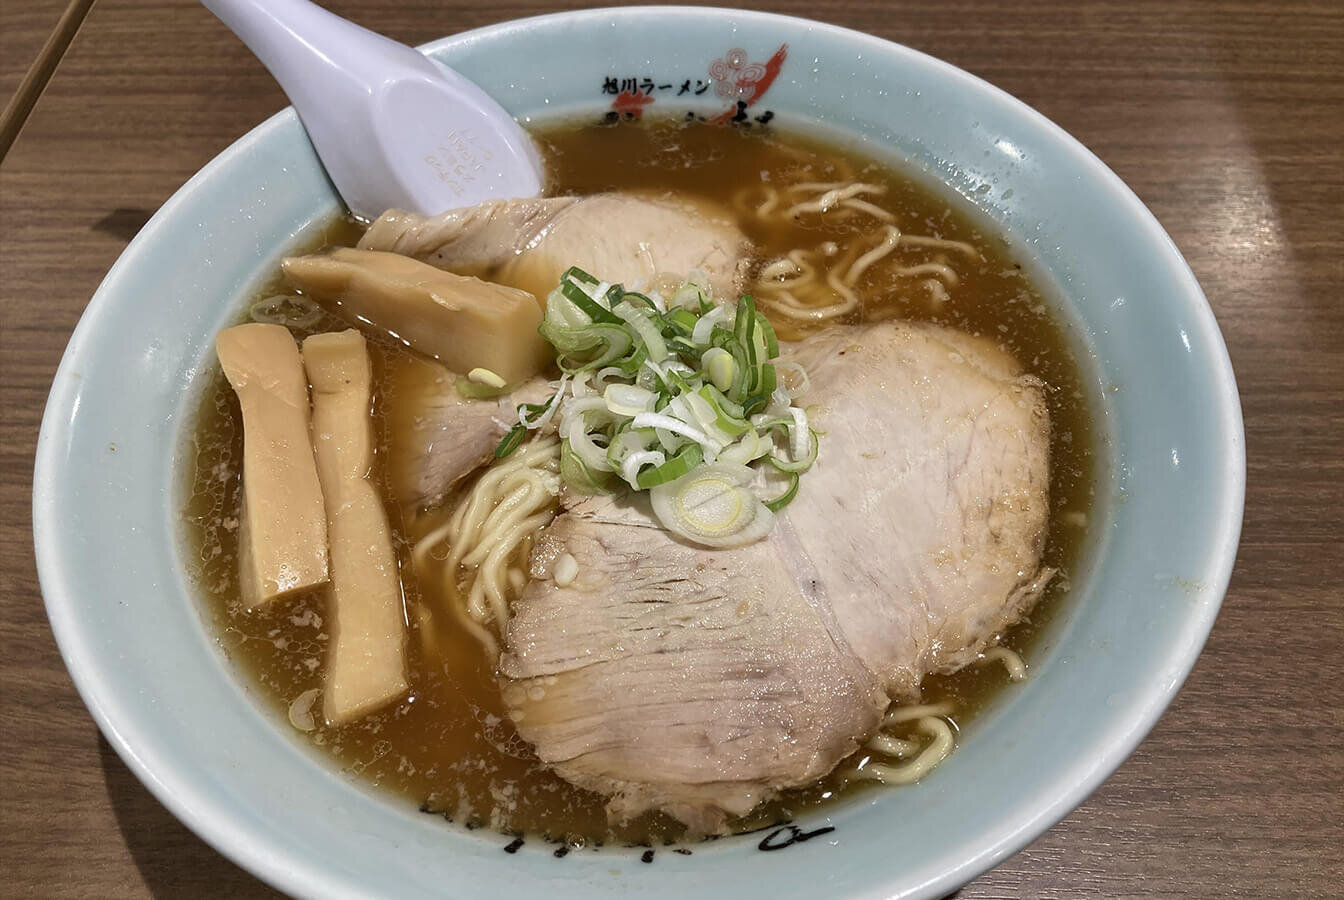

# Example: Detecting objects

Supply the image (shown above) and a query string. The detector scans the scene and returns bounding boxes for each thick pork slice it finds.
[358,192,747,302]
[783,323,1053,698]
[500,492,887,833]
[383,356,552,510]
[499,320,1052,831]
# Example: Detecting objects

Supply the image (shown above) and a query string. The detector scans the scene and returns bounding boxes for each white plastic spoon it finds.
[201,0,544,220]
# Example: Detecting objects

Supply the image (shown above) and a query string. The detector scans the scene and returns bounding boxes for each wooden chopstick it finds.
[0,0,98,163]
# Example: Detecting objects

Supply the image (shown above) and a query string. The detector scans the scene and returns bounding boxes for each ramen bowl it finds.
[34,7,1243,898]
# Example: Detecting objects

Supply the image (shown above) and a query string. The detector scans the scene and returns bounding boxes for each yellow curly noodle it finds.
[411,437,562,660]
[732,176,980,332]
[850,645,1028,785]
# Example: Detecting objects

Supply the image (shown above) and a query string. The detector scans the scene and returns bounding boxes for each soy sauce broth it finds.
[181,116,1097,847]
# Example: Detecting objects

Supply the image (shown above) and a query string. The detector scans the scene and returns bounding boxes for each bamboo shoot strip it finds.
[216,323,329,607]
[303,329,409,725]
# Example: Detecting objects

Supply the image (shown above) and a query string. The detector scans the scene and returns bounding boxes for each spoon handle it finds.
[201,0,542,219]
[201,0,428,90]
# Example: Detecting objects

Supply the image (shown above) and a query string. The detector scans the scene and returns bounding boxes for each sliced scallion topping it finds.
[494,423,527,458]
[498,267,822,547]
[649,463,775,548]
[636,443,704,489]
[761,470,801,512]
[766,428,819,473]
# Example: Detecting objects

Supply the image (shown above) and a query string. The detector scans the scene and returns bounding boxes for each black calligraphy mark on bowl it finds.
[757,824,836,852]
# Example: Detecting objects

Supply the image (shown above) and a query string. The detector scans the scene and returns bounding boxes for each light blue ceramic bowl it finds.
[33,7,1244,898]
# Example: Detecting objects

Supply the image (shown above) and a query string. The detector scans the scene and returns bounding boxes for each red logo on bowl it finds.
[611,90,656,117]
[603,44,788,123]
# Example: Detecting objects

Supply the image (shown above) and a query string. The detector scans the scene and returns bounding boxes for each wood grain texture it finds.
[0,1,75,111]
[0,0,98,159]
[2,1,1341,897]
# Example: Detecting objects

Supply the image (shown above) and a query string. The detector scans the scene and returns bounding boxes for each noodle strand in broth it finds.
[412,437,562,659]
[743,177,984,329]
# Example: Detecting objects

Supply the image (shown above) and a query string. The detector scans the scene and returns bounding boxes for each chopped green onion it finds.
[559,279,622,325]
[695,385,750,437]
[540,322,634,373]
[468,367,507,389]
[606,426,653,471]
[631,411,720,453]
[761,470,801,511]
[457,378,509,400]
[636,443,704,489]
[767,428,819,473]
[692,307,730,346]
[666,307,698,333]
[671,284,703,310]
[494,423,527,458]
[604,383,656,416]
[756,310,779,358]
[620,449,666,488]
[615,341,649,376]
[702,347,736,393]
[561,265,600,287]
[560,438,618,494]
[613,300,668,362]
[788,407,810,460]
[512,269,821,547]
[649,463,775,548]
[518,387,564,429]
[761,363,778,396]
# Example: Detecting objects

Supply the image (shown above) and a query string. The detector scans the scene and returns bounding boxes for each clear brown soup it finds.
[182,116,1096,847]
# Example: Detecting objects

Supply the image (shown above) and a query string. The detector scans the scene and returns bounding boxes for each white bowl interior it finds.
[34,8,1243,899]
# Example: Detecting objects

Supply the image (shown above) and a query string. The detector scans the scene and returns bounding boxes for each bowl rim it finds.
[33,6,1245,898]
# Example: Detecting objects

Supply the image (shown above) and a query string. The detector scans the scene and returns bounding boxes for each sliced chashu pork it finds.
[499,320,1052,832]
[383,355,553,510]
[501,491,888,833]
[358,192,748,302]
[780,322,1053,696]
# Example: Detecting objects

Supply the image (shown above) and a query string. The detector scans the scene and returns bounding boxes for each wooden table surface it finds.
[2,1,1341,897]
